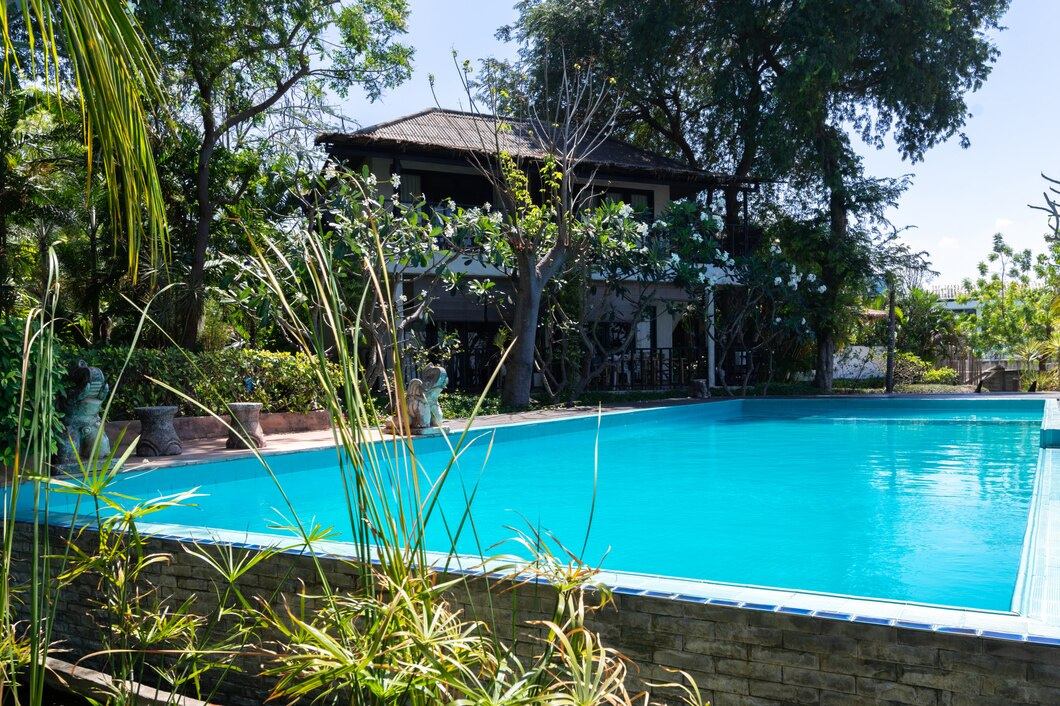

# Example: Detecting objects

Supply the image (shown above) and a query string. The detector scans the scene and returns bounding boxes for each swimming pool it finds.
[29,397,1046,613]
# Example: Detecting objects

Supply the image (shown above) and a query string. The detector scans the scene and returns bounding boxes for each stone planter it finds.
[133,406,182,457]
[226,402,266,449]
[106,410,331,446]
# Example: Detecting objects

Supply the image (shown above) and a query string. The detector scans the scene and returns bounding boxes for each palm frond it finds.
[2,0,168,279]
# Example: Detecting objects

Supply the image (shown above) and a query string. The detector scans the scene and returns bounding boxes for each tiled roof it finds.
[318,108,733,184]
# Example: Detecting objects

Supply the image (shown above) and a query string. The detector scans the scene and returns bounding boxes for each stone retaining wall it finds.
[13,524,1060,706]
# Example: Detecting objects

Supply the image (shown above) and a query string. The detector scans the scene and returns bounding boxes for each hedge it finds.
[70,347,339,419]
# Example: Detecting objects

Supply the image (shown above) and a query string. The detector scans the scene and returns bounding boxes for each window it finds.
[598,188,654,217]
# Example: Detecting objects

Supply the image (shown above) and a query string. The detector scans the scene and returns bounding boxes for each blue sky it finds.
[341,1,1059,286]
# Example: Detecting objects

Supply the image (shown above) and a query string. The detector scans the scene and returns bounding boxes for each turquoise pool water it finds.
[32,398,1043,611]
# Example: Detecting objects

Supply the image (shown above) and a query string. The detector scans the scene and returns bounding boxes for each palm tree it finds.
[1,0,167,278]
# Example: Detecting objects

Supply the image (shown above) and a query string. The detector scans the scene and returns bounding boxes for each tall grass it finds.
[2,178,709,705]
[240,172,707,705]
[1,250,62,705]
[2,265,274,705]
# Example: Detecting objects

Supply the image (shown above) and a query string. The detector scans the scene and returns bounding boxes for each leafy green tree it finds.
[137,0,413,347]
[759,0,1006,389]
[895,288,962,365]
[959,233,1051,361]
[499,0,800,238]
[507,0,1009,390]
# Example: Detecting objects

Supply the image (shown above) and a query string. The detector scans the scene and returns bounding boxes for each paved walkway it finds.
[115,396,711,471]
[47,391,1055,475]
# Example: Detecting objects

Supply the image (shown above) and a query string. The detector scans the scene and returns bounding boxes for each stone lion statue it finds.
[404,364,447,430]
[56,360,111,467]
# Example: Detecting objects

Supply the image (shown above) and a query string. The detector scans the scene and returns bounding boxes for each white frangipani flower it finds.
[390,174,401,189]
[618,203,634,218]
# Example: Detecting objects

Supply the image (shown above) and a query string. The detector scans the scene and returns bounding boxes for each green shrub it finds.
[69,347,338,419]
[1,317,67,465]
[1021,369,1059,391]
[923,367,959,385]
[893,352,930,385]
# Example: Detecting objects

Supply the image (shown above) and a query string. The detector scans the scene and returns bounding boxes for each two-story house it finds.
[317,108,757,391]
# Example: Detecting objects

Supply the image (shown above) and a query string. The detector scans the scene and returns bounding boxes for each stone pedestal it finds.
[383,420,452,437]
[226,402,266,449]
[133,406,182,457]
[689,379,710,399]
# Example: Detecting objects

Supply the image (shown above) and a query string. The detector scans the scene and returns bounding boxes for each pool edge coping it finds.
[113,518,1060,646]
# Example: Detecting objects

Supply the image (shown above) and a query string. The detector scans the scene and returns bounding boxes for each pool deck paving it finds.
[113,390,1060,471]
[113,396,712,470]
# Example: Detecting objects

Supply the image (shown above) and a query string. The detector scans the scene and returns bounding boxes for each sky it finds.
[341,1,1060,287]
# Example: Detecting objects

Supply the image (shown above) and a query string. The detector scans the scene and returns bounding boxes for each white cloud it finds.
[994,218,1013,230]
[937,236,959,250]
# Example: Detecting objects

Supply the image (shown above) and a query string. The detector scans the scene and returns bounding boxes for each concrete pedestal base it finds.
[133,406,182,457]
[226,402,266,449]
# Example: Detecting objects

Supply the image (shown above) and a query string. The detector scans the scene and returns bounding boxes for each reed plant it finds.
[1,174,709,705]
[2,263,276,705]
[238,170,707,705]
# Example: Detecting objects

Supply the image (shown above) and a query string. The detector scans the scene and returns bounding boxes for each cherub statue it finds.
[56,360,111,467]
[402,365,448,431]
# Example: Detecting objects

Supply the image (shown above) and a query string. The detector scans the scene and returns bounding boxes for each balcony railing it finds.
[584,347,711,391]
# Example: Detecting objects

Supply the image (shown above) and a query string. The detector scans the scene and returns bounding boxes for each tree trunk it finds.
[501,270,543,407]
[180,138,215,348]
[89,213,100,344]
[886,285,896,393]
[814,329,834,391]
[814,125,847,391]
[0,212,8,316]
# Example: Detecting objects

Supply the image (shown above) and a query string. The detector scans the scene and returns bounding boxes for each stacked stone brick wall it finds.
[12,523,1060,705]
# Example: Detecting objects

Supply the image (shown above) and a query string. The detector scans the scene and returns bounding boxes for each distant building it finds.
[930,284,977,316]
